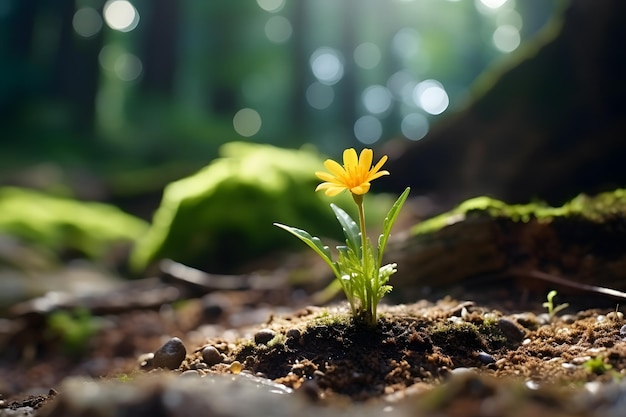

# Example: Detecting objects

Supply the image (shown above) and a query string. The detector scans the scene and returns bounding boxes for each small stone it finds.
[496,318,525,344]
[254,328,276,345]
[200,293,229,322]
[525,380,540,390]
[286,328,301,340]
[619,324,626,337]
[180,370,200,378]
[202,346,223,366]
[450,367,473,376]
[152,337,187,370]
[607,311,624,321]
[192,362,208,370]
[229,361,243,374]
[477,351,496,365]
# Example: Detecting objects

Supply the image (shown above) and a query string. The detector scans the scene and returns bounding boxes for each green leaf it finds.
[377,187,410,266]
[330,204,362,258]
[274,223,338,275]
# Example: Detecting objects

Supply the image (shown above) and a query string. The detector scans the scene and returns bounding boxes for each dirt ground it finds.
[2,274,626,416]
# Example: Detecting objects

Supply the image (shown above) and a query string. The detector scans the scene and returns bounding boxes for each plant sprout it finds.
[275,148,409,326]
[542,290,569,321]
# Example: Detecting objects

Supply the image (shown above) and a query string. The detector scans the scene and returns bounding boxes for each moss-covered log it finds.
[386,189,626,298]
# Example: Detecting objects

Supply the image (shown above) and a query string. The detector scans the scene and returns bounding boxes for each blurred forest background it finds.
[0,0,560,218]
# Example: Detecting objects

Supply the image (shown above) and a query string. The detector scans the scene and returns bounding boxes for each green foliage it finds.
[542,290,569,320]
[276,187,410,326]
[0,187,148,261]
[583,356,612,375]
[46,308,99,356]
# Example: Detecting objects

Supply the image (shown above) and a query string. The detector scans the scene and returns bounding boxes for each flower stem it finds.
[353,193,375,325]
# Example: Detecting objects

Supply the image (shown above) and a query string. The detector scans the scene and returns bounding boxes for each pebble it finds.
[202,346,223,366]
[286,328,301,341]
[200,293,229,322]
[495,318,525,344]
[525,380,540,390]
[619,324,626,337]
[511,312,541,329]
[477,351,496,365]
[180,370,200,378]
[449,367,474,376]
[607,311,624,321]
[152,337,187,370]
[254,328,276,345]
[229,361,243,374]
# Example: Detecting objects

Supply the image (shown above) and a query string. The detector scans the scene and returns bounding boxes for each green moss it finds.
[411,189,626,236]
[430,321,490,353]
[0,187,148,261]
[130,142,360,273]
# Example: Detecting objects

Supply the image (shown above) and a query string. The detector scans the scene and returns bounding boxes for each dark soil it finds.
[2,276,626,415]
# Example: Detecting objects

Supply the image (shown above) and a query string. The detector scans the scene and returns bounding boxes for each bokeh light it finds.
[354,115,383,144]
[362,85,392,115]
[493,24,521,52]
[479,0,508,9]
[73,7,103,38]
[114,53,142,81]
[265,15,292,43]
[306,82,334,110]
[392,28,420,59]
[401,113,429,141]
[310,48,344,86]
[98,44,122,72]
[413,79,449,115]
[103,0,139,33]
[233,108,262,137]
[353,42,381,70]
[387,71,417,105]
[256,0,285,13]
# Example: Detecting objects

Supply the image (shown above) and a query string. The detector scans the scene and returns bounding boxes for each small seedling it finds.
[583,356,612,375]
[542,290,569,321]
[275,148,409,327]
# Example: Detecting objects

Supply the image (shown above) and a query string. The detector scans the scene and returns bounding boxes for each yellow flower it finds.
[315,148,389,197]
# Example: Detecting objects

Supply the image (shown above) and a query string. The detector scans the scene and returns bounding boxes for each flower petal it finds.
[342,148,358,172]
[315,171,340,182]
[358,149,373,177]
[323,159,347,179]
[350,183,371,195]
[370,155,388,176]
[324,186,347,196]
[367,170,390,182]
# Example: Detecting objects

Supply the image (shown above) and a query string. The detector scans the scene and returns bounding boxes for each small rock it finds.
[619,324,626,337]
[254,328,276,345]
[477,351,496,365]
[200,293,229,322]
[192,362,208,370]
[152,337,187,370]
[607,311,624,321]
[229,361,243,374]
[285,328,300,341]
[495,318,525,344]
[180,370,200,378]
[202,346,223,366]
